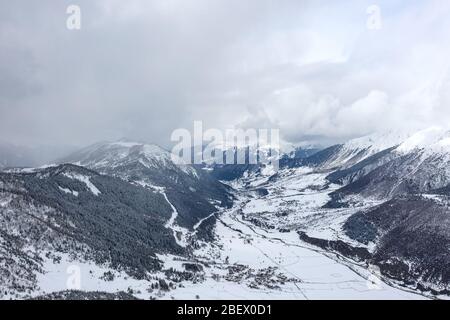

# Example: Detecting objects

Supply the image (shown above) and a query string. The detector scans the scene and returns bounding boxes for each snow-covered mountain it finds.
[60,140,233,236]
[282,130,413,170]
[0,164,185,298]
[204,143,321,181]
[397,126,450,154]
[327,127,450,201]
[62,140,194,175]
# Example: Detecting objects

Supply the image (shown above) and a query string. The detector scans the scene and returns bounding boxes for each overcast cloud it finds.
[1,0,450,148]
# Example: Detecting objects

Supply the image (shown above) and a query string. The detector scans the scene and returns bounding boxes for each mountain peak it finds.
[59,139,190,175]
[344,129,416,154]
[396,126,450,154]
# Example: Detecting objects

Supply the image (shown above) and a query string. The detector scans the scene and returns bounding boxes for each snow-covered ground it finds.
[178,205,424,300]
[237,167,366,243]
[63,172,101,196]
[34,253,156,299]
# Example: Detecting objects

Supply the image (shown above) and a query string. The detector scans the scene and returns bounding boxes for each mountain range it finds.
[1,127,449,299]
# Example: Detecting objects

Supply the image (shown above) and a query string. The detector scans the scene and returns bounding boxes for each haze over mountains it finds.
[0,142,77,169]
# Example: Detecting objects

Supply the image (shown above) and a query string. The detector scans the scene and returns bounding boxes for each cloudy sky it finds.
[1,0,450,148]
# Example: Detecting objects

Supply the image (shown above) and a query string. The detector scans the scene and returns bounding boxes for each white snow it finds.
[34,252,157,299]
[344,130,413,153]
[237,167,374,246]
[58,186,79,197]
[63,173,101,196]
[134,180,165,192]
[160,190,190,247]
[315,129,416,169]
[261,164,276,176]
[397,126,450,154]
[163,192,179,228]
[156,254,188,272]
[193,213,216,230]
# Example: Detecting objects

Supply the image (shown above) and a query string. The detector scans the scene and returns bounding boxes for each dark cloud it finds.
[1,0,449,149]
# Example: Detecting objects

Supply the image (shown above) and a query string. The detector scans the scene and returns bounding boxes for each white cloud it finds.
[1,0,450,147]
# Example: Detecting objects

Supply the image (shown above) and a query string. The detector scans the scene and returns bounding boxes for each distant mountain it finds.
[60,140,233,238]
[0,143,36,168]
[281,130,412,170]
[322,127,450,293]
[327,127,450,203]
[288,146,321,159]
[0,142,77,169]
[206,145,321,181]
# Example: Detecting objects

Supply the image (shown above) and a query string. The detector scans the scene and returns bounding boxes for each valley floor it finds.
[161,203,424,300]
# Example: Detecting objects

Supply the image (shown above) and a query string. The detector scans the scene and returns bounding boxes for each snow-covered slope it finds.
[280,130,413,171]
[322,130,412,169]
[397,126,450,155]
[346,130,413,156]
[62,140,195,175]
[60,140,233,234]
[0,164,184,298]
[328,127,450,200]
